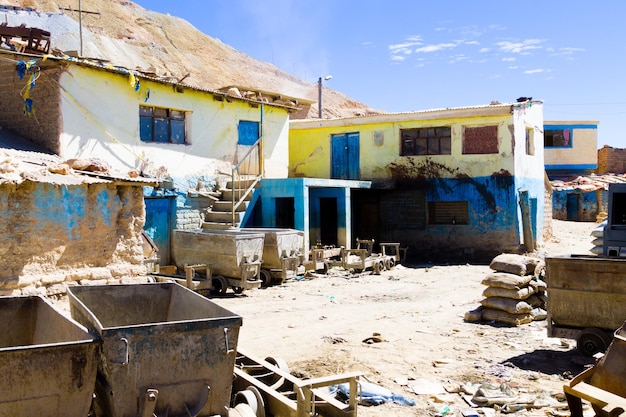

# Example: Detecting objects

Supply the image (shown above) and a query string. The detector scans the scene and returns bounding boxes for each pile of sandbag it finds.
[465,253,547,326]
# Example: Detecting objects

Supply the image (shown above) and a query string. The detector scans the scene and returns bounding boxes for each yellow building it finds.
[289,101,545,260]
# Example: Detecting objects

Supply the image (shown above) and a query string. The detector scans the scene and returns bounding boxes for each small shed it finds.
[0,135,157,296]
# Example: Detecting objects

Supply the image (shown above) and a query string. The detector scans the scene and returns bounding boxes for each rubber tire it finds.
[373,261,382,275]
[385,258,395,270]
[264,356,289,390]
[577,328,611,357]
[260,269,272,288]
[212,276,228,295]
[233,286,244,294]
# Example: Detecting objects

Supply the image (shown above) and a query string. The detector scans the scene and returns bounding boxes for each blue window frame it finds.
[238,120,260,145]
[140,106,187,144]
[544,128,572,148]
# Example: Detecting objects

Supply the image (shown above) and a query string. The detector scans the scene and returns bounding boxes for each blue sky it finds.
[136,0,625,148]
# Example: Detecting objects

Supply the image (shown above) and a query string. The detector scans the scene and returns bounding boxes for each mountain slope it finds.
[1,0,379,118]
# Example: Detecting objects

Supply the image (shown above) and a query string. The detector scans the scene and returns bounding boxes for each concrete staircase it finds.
[202,178,257,230]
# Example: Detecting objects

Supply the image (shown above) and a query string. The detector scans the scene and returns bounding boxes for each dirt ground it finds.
[212,219,601,417]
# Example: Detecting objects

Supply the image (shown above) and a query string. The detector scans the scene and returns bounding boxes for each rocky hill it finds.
[0,0,378,118]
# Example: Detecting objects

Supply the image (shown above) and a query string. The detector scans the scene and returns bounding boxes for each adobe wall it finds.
[0,181,149,296]
[0,57,62,153]
[598,145,626,174]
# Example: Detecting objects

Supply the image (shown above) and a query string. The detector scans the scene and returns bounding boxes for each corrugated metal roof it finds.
[550,174,626,192]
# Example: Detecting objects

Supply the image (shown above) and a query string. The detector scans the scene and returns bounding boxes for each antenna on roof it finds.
[59,1,101,57]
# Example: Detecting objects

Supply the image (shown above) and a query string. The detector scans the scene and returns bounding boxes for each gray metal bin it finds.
[67,282,242,417]
[0,295,99,417]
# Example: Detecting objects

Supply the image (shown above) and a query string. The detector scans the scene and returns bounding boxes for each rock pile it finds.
[465,253,547,325]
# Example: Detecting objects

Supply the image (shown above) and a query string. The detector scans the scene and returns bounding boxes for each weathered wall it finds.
[58,65,291,180]
[552,189,605,222]
[0,56,62,152]
[544,121,598,171]
[598,145,626,174]
[0,181,149,296]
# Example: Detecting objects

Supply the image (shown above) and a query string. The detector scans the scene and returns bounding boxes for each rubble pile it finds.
[465,253,547,325]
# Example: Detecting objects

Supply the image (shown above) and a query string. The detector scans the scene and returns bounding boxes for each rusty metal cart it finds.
[564,321,626,417]
[241,228,305,286]
[232,348,361,417]
[545,255,626,356]
[67,282,242,417]
[341,239,400,275]
[0,295,99,417]
[172,229,264,294]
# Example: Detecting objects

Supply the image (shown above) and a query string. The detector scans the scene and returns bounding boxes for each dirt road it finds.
[213,220,600,417]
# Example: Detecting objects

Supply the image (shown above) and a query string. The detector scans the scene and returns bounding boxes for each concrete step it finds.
[226,178,258,189]
[212,200,248,212]
[220,189,254,201]
[205,210,245,223]
[201,221,238,230]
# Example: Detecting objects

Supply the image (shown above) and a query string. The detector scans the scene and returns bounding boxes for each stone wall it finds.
[0,181,149,296]
[0,56,62,153]
[598,145,626,174]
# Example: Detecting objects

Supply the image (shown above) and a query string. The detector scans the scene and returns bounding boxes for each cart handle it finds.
[112,337,129,366]
[224,328,235,354]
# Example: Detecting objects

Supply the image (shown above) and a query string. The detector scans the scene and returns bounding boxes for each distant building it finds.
[289,100,545,260]
[544,121,599,177]
[598,145,626,174]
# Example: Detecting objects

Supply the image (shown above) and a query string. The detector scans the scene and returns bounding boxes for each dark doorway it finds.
[320,197,338,246]
[276,197,295,228]
[566,193,579,221]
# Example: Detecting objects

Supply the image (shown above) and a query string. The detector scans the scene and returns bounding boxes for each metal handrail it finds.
[231,104,264,226]
[231,137,263,226]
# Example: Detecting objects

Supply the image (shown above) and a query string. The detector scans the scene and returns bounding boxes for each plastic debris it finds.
[333,379,415,406]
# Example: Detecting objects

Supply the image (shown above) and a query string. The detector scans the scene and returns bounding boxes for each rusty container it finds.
[67,282,242,417]
[0,295,99,417]
[242,228,305,284]
[546,255,626,331]
[172,229,264,281]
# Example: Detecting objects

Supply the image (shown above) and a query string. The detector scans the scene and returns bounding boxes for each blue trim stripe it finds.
[544,124,597,130]
[545,164,598,170]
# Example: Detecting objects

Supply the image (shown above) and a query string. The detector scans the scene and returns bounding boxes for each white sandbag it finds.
[481,308,533,326]
[482,285,536,300]
[481,272,533,290]
[480,297,533,314]
[489,253,541,276]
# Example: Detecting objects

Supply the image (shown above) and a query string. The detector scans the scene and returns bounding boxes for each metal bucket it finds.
[67,282,242,417]
[0,295,99,417]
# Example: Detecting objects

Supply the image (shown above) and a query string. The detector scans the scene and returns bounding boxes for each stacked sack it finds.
[465,253,547,326]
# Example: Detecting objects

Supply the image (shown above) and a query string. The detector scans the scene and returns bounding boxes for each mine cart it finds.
[341,239,400,275]
[0,295,99,417]
[67,282,242,417]
[545,255,626,356]
[172,229,264,294]
[241,228,305,286]
[232,348,362,417]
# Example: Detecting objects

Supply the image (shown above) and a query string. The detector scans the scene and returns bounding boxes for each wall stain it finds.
[386,159,513,214]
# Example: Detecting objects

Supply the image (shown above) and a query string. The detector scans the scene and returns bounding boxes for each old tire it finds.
[233,286,244,294]
[264,356,290,390]
[373,261,382,275]
[385,258,395,270]
[577,328,611,357]
[260,269,272,287]
[212,275,228,295]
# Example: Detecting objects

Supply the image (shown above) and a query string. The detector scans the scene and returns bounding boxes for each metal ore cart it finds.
[67,282,242,417]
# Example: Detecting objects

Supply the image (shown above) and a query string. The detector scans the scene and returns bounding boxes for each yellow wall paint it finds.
[289,114,518,180]
[544,127,598,166]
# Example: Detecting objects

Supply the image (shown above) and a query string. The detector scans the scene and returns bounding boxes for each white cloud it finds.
[502,57,516,62]
[391,55,406,62]
[559,47,585,55]
[479,47,490,53]
[496,39,544,54]
[524,68,545,74]
[465,40,480,46]
[508,66,519,70]
[415,43,457,53]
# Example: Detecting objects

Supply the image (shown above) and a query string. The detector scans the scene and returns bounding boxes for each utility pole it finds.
[59,1,101,57]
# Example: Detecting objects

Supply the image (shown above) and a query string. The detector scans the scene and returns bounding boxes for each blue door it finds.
[566,193,579,221]
[331,133,360,180]
[144,196,175,265]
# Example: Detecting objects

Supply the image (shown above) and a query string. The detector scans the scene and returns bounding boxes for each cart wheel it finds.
[322,262,330,275]
[234,389,264,417]
[246,386,266,417]
[577,328,612,357]
[229,402,257,417]
[233,286,244,294]
[373,261,382,275]
[385,258,395,270]
[259,269,272,287]
[264,356,290,390]
[212,275,228,295]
